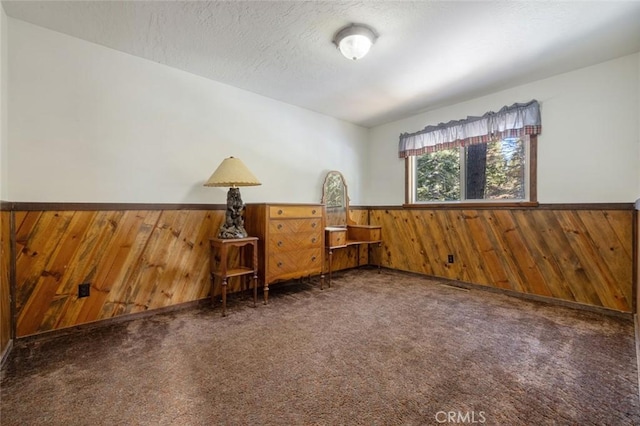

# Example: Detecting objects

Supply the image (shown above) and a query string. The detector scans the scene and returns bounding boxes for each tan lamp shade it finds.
[204,156,261,187]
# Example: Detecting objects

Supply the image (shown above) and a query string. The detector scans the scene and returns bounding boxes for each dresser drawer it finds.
[268,248,323,281]
[270,218,322,234]
[326,228,347,247]
[269,205,322,219]
[268,231,322,252]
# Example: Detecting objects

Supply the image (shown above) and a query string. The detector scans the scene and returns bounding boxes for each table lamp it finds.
[204,156,261,239]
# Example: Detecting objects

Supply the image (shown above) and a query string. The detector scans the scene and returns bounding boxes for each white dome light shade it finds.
[333,24,378,61]
[338,34,373,60]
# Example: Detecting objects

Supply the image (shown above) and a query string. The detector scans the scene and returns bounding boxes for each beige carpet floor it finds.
[1,268,639,425]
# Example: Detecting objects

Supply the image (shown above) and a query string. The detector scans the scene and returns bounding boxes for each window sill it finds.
[402,201,540,209]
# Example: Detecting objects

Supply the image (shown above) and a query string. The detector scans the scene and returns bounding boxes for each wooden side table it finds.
[209,237,258,317]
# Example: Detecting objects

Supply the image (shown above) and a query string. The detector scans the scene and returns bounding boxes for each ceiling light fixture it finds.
[333,23,378,61]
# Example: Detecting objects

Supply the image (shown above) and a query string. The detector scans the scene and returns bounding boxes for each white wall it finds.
[0,7,7,201]
[7,18,640,207]
[7,19,368,204]
[367,53,640,205]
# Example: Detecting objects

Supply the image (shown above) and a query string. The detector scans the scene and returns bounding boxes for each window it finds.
[406,136,536,204]
[399,100,541,205]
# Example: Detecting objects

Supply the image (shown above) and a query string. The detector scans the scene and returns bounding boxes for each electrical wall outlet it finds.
[78,283,90,298]
[447,254,454,264]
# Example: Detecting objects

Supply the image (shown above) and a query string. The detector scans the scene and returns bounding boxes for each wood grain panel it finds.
[14,209,226,337]
[12,204,634,337]
[370,208,633,312]
[350,209,371,265]
[325,245,370,273]
[1,211,11,355]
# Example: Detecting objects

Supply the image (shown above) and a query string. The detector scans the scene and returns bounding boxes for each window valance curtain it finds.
[398,100,541,158]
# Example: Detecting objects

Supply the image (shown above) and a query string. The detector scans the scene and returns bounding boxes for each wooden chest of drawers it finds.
[245,203,325,301]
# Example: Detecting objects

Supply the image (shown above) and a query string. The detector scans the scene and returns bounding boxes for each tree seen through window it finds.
[415,138,526,202]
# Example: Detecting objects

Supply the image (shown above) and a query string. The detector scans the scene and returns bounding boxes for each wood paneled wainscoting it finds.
[2,203,636,343]
[369,205,635,313]
[5,204,250,338]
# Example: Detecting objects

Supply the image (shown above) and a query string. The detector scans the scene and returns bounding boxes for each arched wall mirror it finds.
[321,171,353,227]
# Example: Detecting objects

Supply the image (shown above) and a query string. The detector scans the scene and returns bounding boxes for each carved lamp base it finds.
[217,224,248,239]
[218,187,248,239]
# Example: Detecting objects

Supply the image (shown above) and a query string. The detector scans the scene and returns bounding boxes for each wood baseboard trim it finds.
[0,339,13,369]
[14,298,212,344]
[390,268,633,319]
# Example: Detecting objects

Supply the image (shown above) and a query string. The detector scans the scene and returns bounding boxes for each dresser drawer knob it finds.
[277,209,283,215]
[311,222,317,228]
[311,237,317,243]
[277,224,283,230]
[277,261,283,267]
[277,241,283,247]
[312,209,317,214]
[311,256,317,262]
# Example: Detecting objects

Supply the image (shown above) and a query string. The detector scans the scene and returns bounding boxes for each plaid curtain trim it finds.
[398,101,541,158]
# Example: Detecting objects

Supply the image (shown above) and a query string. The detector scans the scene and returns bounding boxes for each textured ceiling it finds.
[3,1,640,127]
